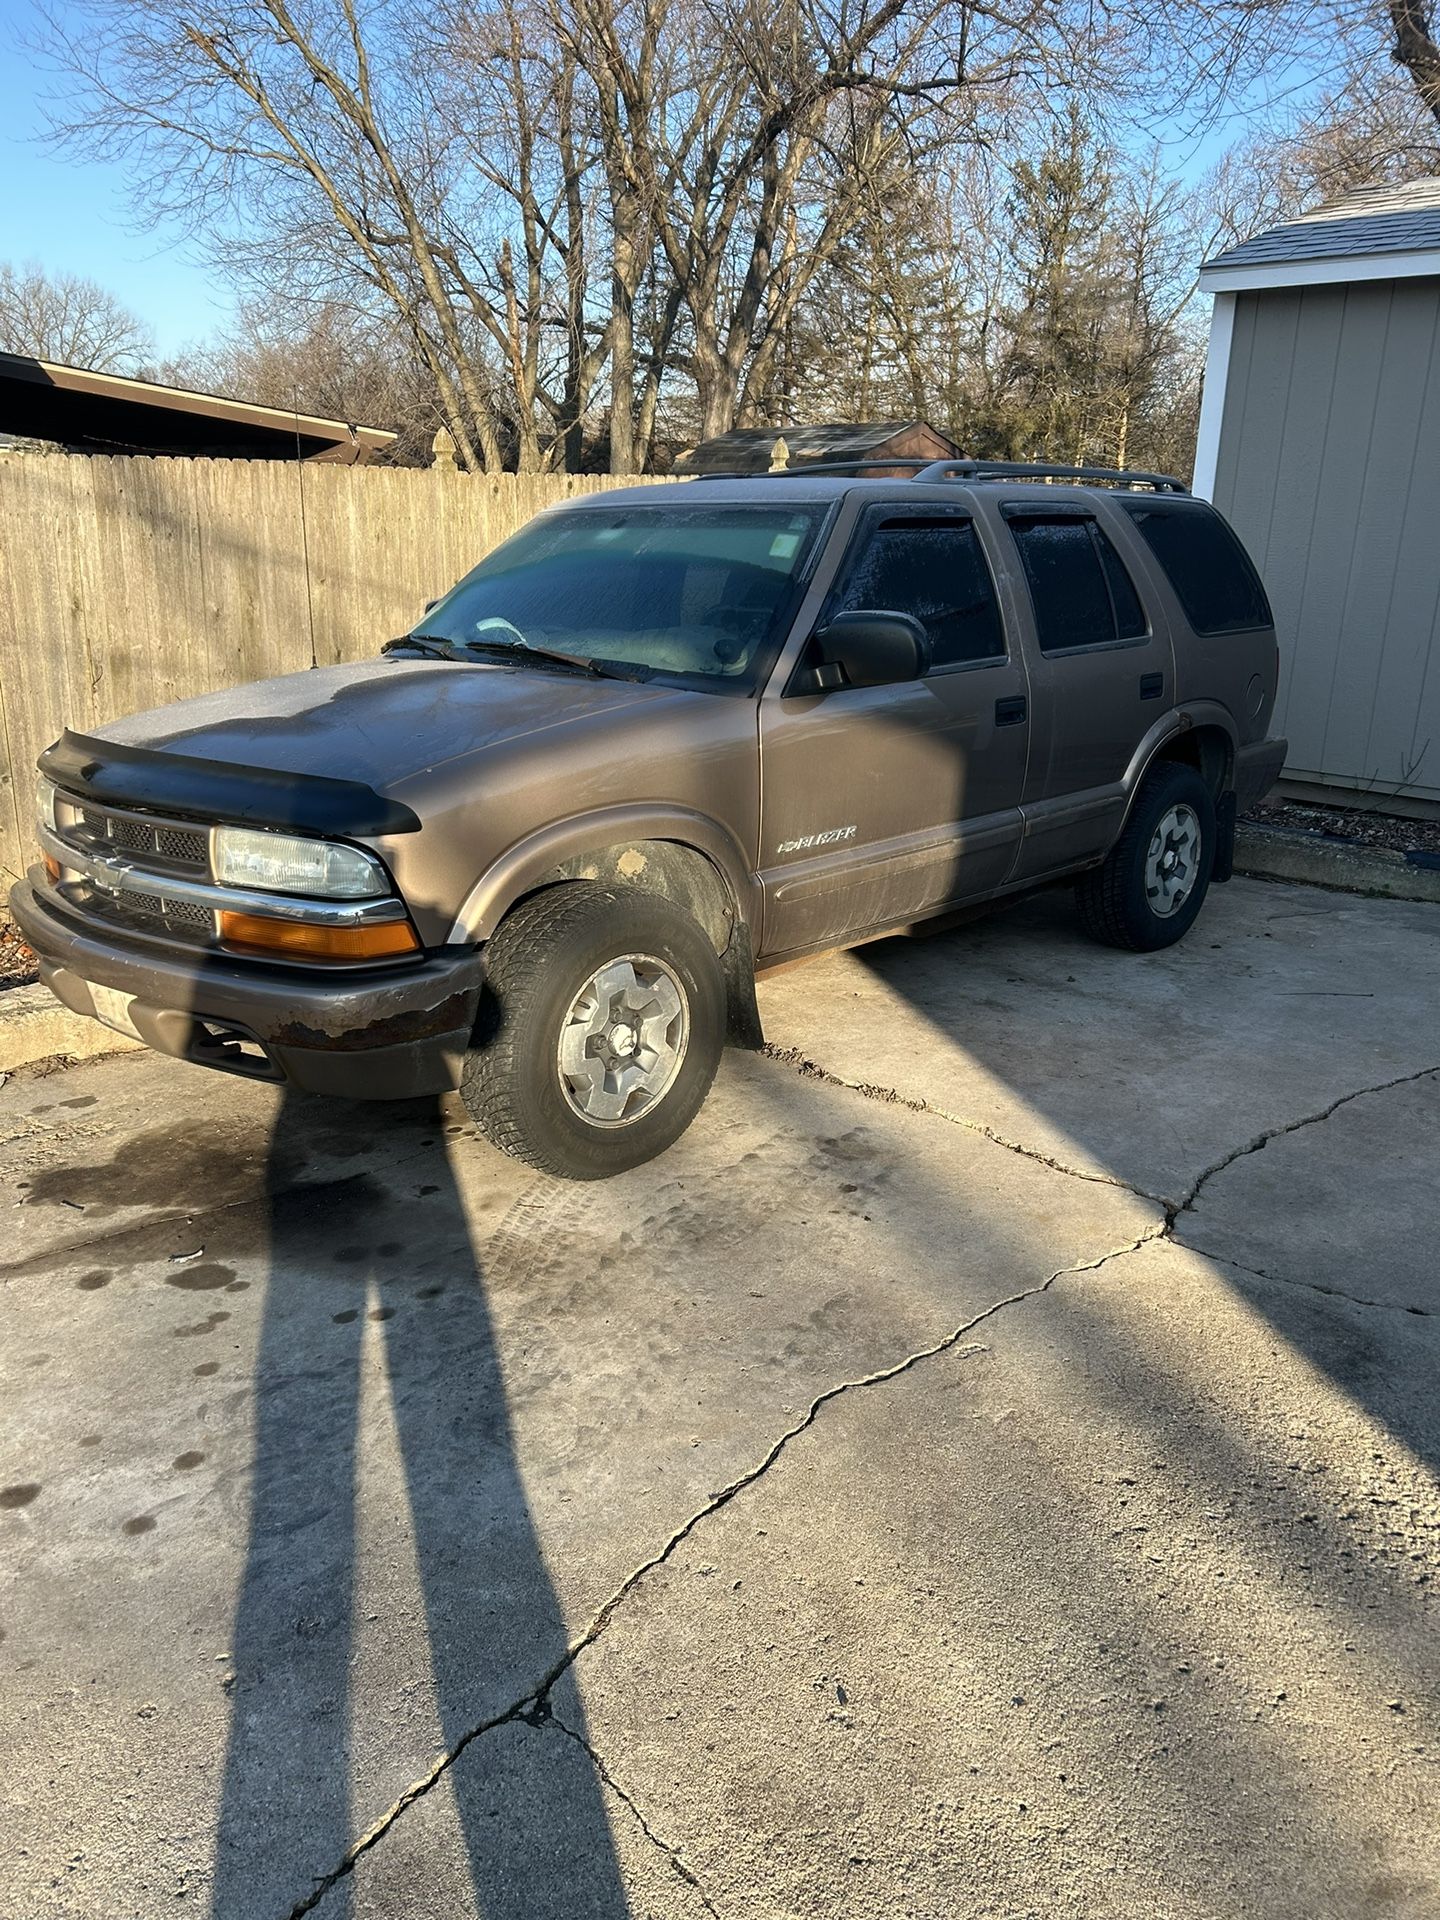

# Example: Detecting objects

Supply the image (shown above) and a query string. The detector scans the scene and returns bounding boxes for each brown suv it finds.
[12,459,1285,1178]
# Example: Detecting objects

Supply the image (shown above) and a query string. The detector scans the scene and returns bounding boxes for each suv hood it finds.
[94,657,688,789]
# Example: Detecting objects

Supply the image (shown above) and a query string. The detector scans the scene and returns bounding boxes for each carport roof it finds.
[0,351,398,462]
[1199,176,1440,292]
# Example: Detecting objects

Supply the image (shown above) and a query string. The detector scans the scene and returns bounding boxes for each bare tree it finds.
[1211,0,1440,220]
[561,0,1104,445]
[37,0,570,469]
[35,0,1440,473]
[1390,0,1440,130]
[0,260,154,371]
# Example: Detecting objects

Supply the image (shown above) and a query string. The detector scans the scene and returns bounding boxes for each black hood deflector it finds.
[40,729,422,837]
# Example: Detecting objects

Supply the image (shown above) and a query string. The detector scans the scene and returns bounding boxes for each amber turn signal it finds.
[43,853,61,882]
[217,911,419,961]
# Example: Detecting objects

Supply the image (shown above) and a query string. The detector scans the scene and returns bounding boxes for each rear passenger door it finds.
[757,504,1030,956]
[995,502,1174,881]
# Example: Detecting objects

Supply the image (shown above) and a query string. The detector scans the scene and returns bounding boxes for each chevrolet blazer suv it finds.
[12,458,1286,1179]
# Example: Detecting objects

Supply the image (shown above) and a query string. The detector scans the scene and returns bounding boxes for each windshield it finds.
[412,502,827,689]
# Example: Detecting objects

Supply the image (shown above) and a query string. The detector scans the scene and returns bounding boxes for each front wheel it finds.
[1076,763,1216,951]
[461,885,726,1178]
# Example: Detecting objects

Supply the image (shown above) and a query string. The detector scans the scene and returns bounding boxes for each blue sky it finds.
[1,0,1312,368]
[1,3,235,358]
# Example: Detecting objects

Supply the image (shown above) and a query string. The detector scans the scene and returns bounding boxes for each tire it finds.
[461,884,726,1179]
[1076,762,1216,952]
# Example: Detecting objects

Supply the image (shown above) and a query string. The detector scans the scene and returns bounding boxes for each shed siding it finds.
[1213,278,1440,803]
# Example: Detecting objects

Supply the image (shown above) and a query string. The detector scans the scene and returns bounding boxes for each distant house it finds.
[0,351,397,464]
[674,420,960,477]
[1195,179,1440,812]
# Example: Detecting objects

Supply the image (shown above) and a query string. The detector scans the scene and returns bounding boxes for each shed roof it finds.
[674,420,957,475]
[1200,176,1440,292]
[0,351,398,462]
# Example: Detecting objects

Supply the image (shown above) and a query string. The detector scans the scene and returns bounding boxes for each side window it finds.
[1116,498,1272,635]
[1006,514,1148,654]
[831,517,1004,668]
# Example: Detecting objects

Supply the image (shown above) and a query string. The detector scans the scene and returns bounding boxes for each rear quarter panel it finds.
[1170,619,1279,751]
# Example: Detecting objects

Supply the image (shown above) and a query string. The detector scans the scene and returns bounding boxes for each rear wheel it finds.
[461,885,726,1178]
[1077,763,1216,951]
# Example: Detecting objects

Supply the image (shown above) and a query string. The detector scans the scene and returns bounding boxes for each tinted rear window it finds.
[1116,499,1272,635]
[1005,515,1147,653]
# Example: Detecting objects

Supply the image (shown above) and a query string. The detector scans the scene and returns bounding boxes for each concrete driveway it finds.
[2,875,1437,1920]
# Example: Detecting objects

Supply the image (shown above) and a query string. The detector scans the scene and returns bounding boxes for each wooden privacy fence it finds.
[0,455,672,883]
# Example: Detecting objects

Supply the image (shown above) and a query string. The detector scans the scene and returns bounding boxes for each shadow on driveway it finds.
[211,1091,628,1918]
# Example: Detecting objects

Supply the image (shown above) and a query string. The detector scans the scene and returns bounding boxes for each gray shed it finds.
[1195,179,1440,812]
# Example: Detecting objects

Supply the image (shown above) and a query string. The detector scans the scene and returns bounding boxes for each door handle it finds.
[995,695,1027,727]
[1139,672,1164,700]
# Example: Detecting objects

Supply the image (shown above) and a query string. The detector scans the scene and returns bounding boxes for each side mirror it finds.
[795,610,929,693]
[423,597,440,614]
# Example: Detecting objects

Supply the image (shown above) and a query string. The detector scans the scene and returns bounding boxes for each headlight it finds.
[36,778,57,833]
[211,826,389,899]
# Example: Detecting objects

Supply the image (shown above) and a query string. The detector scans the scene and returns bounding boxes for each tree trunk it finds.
[1391,0,1440,128]
[698,373,738,441]
[609,292,636,473]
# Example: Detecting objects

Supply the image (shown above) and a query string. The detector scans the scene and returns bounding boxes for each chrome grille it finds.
[160,897,215,931]
[120,890,211,928]
[158,825,206,862]
[53,793,217,948]
[69,801,208,874]
[66,879,215,947]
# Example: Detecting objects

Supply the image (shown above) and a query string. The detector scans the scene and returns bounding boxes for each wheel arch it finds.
[450,807,765,1048]
[1123,706,1238,818]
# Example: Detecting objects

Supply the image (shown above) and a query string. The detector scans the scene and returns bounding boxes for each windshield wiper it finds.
[437,636,654,682]
[466,638,654,682]
[385,632,653,682]
[382,635,483,664]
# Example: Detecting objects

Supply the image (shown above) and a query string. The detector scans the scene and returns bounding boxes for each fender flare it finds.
[448,803,761,946]
[1120,703,1239,820]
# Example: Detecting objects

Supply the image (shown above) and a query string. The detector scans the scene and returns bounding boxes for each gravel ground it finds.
[1247,796,1440,855]
[0,917,38,991]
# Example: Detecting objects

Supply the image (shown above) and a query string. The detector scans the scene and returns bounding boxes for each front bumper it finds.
[10,875,486,1099]
[1234,736,1288,812]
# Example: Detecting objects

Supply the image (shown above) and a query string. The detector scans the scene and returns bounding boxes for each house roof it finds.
[0,351,398,462]
[1200,177,1440,293]
[674,420,958,474]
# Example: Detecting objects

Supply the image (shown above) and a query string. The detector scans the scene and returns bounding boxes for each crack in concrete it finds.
[761,1042,1163,1202]
[281,1223,1164,1918]
[269,1055,1436,1911]
[1166,1063,1440,1226]
[1185,1243,1432,1319]
[283,1688,540,1918]
[545,1705,725,1918]
[764,1043,1440,1296]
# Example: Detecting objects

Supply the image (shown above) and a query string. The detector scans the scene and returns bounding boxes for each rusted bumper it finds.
[10,876,485,1099]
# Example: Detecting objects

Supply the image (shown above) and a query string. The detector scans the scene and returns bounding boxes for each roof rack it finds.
[687,458,939,479]
[912,458,1188,493]
[686,456,1188,493]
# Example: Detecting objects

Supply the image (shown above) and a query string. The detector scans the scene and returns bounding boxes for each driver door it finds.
[757,505,1030,959]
